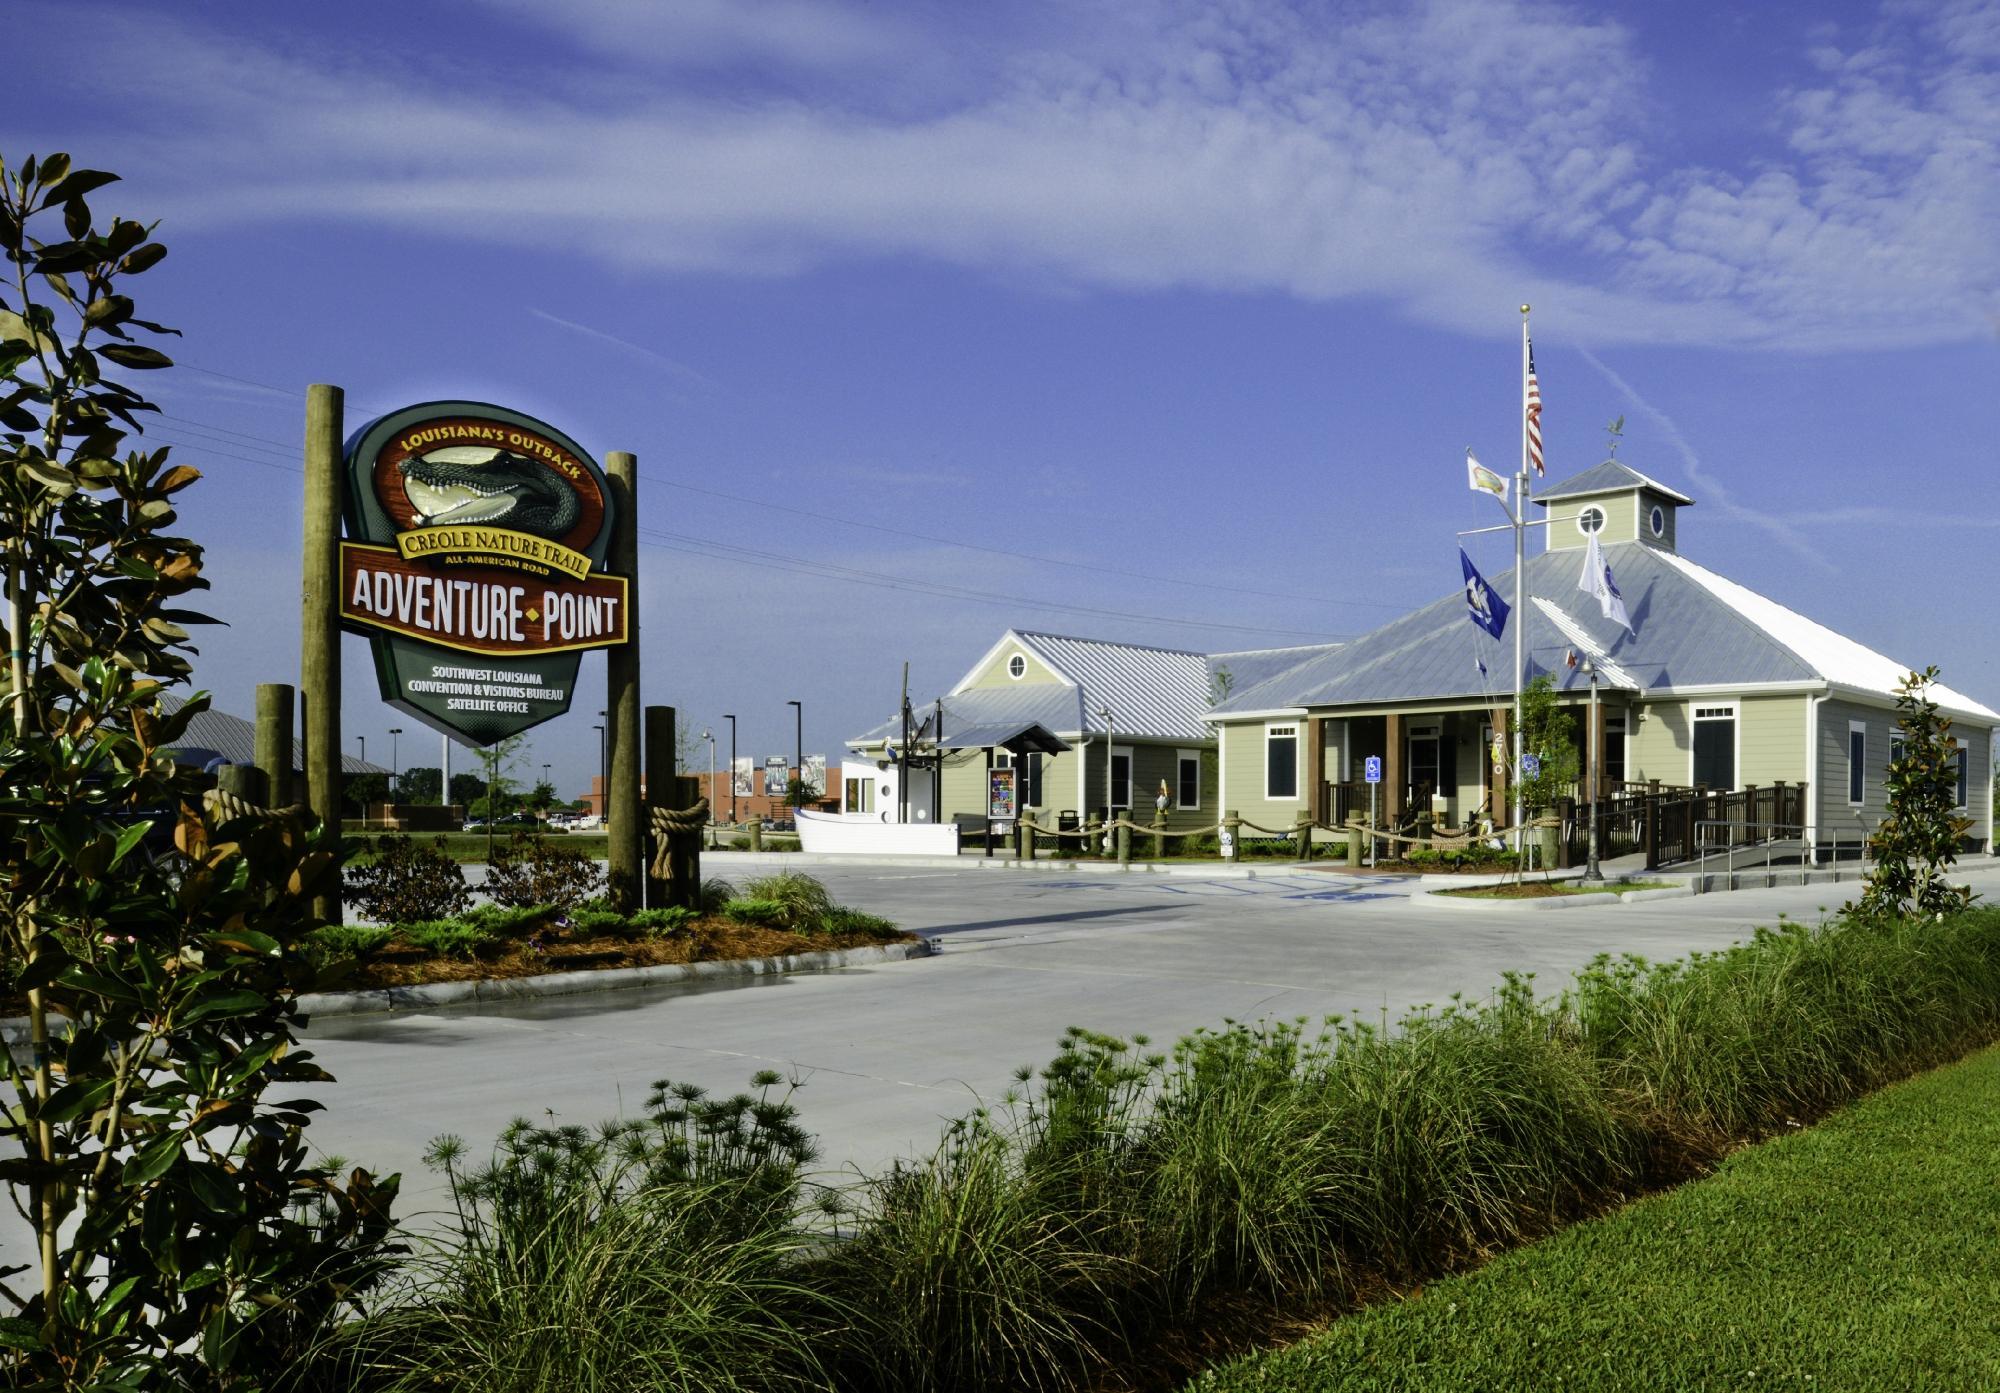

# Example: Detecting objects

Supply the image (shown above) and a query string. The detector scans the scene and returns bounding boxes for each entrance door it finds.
[1408,725,1440,810]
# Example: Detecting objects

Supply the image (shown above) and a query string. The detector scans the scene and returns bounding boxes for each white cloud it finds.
[31,0,2000,350]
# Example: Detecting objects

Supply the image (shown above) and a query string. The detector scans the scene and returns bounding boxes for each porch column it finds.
[1384,712,1405,821]
[1489,706,1510,823]
[1307,716,1326,825]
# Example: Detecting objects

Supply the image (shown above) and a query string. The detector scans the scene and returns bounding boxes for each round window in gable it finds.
[1576,505,1606,535]
[1007,654,1026,679]
[1650,505,1666,537]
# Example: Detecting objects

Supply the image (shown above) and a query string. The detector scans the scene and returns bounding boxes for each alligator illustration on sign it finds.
[398,447,581,539]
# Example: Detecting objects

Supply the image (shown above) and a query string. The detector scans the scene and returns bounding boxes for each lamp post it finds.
[387,726,402,801]
[356,734,365,768]
[541,762,551,827]
[723,713,737,824]
[596,708,607,819]
[1581,658,1602,884]
[701,728,716,843]
[786,700,803,809]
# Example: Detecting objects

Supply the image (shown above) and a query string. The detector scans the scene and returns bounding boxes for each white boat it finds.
[794,808,959,855]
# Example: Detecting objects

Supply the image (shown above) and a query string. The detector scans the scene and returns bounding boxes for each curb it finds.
[2,942,934,1042]
[1423,888,1624,912]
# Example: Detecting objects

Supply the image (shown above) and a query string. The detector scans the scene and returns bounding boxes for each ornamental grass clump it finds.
[320,1074,842,1393]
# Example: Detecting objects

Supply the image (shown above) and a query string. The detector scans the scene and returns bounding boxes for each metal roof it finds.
[1211,542,1998,723]
[1014,630,1213,740]
[1208,643,1344,701]
[936,721,1071,754]
[161,694,392,774]
[1534,460,1694,506]
[848,683,1084,748]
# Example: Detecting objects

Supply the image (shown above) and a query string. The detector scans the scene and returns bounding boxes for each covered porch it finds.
[1307,694,1637,832]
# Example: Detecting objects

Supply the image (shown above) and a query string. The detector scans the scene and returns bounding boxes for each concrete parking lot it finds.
[296,859,2000,1220]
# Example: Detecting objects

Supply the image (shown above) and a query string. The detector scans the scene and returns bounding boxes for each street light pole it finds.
[787,699,803,809]
[541,762,551,827]
[701,728,716,843]
[388,726,402,801]
[596,708,607,820]
[723,714,737,824]
[1582,659,1602,884]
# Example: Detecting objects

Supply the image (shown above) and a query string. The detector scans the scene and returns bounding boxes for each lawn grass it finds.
[1192,1041,2000,1392]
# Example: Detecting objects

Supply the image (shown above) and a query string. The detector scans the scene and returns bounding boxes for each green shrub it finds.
[397,919,497,960]
[629,906,697,939]
[701,876,738,913]
[740,872,837,932]
[459,903,553,938]
[824,908,898,939]
[346,834,472,924]
[723,898,789,929]
[306,923,396,965]
[483,832,605,911]
[569,907,628,938]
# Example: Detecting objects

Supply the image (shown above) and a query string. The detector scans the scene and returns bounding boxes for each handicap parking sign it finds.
[1364,755,1382,784]
[1521,753,1542,778]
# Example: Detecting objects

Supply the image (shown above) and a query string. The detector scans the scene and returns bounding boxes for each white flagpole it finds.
[1514,305,1530,854]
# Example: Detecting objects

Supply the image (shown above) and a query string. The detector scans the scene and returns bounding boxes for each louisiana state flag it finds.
[1460,549,1509,641]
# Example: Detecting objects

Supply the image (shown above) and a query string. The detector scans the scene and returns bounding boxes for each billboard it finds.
[338,402,627,746]
[802,754,826,797]
[763,758,788,797]
[732,756,754,797]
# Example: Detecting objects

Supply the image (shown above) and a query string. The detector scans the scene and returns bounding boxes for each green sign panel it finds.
[339,401,627,747]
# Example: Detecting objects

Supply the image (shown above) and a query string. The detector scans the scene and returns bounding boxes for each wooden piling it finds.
[256,682,295,810]
[605,451,642,912]
[301,384,343,923]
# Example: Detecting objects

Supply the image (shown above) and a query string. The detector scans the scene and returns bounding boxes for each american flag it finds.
[1524,337,1545,477]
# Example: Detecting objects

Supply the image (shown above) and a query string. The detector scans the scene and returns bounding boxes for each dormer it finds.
[1534,460,1692,553]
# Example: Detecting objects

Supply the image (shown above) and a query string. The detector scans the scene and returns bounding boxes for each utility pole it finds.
[301,382,343,923]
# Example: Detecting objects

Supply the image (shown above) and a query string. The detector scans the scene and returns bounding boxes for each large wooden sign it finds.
[339,401,627,746]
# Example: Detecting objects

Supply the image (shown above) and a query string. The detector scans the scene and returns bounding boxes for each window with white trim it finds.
[1649,505,1666,537]
[1176,750,1201,810]
[1691,703,1736,790]
[1956,741,1970,810]
[995,749,1042,807]
[1006,654,1026,679]
[1266,724,1299,800]
[1576,505,1606,535]
[1605,715,1627,786]
[1848,721,1866,805]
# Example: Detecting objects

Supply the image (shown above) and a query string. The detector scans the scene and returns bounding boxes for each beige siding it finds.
[1817,699,1996,848]
[962,647,1065,690]
[1219,719,1307,833]
[938,747,987,820]
[1625,695,1806,790]
[1544,492,1639,550]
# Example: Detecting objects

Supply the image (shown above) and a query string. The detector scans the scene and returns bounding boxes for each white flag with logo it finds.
[1467,451,1507,504]
[1579,532,1632,633]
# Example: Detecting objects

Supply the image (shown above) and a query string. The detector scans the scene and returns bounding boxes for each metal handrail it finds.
[1691,818,1872,891]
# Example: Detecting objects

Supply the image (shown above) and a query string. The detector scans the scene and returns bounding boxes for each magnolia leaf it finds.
[98,343,173,370]
[33,152,71,188]
[120,243,168,275]
[84,294,134,328]
[156,464,201,494]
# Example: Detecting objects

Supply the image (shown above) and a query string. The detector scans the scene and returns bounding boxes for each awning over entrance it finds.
[935,721,1071,755]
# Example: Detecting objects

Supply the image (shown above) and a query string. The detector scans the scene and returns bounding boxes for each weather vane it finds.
[1605,414,1625,458]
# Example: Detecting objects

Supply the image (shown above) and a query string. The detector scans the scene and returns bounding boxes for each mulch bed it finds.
[324,919,918,993]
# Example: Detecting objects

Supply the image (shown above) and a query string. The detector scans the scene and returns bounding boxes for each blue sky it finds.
[14,0,1999,791]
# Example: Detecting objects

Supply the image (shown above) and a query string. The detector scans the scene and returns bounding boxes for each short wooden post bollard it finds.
[217,762,267,807]
[748,820,763,853]
[1295,810,1312,862]
[1151,810,1166,862]
[1083,813,1100,858]
[1117,821,1131,867]
[1346,825,1362,867]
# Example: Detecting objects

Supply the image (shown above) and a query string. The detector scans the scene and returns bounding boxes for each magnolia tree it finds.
[0,153,395,1386]
[1856,666,1974,920]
